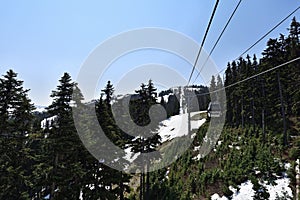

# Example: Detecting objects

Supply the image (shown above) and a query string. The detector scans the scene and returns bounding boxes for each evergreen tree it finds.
[92,81,132,199]
[101,80,114,107]
[209,75,217,102]
[130,80,161,200]
[45,72,84,199]
[0,69,35,199]
[0,69,35,134]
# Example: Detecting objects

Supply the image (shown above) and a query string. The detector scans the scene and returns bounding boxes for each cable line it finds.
[236,5,300,60]
[202,5,300,85]
[187,0,220,85]
[192,0,242,84]
[187,56,300,97]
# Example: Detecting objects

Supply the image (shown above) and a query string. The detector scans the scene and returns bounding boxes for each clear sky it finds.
[0,0,299,106]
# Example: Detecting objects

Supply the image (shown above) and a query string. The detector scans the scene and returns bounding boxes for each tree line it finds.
[0,68,185,199]
[210,17,300,146]
[145,17,300,199]
[0,71,132,199]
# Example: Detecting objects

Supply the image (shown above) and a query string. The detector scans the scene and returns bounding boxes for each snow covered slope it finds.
[158,111,206,143]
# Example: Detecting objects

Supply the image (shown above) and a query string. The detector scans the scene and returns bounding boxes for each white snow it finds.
[284,162,291,170]
[157,111,206,143]
[193,154,201,161]
[157,94,172,103]
[211,176,293,200]
[229,181,254,200]
[41,115,57,129]
[123,147,140,163]
[211,193,228,200]
[121,93,206,162]
[265,177,292,199]
[194,146,200,151]
[165,169,170,179]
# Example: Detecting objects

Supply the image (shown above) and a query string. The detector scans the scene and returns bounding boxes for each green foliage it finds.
[252,178,270,200]
[224,17,300,146]
[0,69,35,199]
[288,147,299,160]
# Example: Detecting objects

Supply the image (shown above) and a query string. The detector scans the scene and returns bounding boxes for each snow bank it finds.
[157,112,206,143]
[123,147,140,163]
[120,109,207,163]
[211,176,293,200]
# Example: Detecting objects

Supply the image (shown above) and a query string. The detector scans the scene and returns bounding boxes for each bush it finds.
[288,147,299,160]
[222,184,233,197]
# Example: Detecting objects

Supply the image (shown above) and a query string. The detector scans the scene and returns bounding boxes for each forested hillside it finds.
[146,17,300,200]
[0,18,299,200]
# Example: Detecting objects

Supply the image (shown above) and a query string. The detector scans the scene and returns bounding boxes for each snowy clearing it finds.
[123,111,206,162]
[158,111,206,143]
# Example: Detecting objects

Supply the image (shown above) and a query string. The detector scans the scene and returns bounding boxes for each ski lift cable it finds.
[186,56,300,97]
[202,5,300,86]
[187,0,220,86]
[192,0,243,85]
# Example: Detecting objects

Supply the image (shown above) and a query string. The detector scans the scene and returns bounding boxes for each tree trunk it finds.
[145,164,150,200]
[119,172,124,200]
[277,72,287,146]
[261,78,266,141]
[241,95,244,129]
[50,152,59,199]
[251,80,255,129]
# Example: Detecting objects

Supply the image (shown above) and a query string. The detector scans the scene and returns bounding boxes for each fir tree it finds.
[0,69,35,199]
[101,80,114,107]
[130,80,161,200]
[45,72,84,199]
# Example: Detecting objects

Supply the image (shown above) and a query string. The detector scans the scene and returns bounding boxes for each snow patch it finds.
[157,94,172,103]
[123,147,140,163]
[211,193,227,200]
[157,112,205,143]
[41,115,57,129]
[211,177,292,200]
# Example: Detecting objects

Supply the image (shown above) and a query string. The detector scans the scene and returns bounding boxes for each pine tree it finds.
[0,69,35,199]
[209,75,217,102]
[287,17,300,115]
[130,80,161,200]
[225,62,233,125]
[101,80,114,107]
[216,74,225,113]
[0,69,35,135]
[45,72,85,199]
[86,81,132,199]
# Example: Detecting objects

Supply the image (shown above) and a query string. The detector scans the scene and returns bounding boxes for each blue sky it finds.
[0,0,299,105]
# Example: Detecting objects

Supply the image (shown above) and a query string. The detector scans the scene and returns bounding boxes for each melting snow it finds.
[123,147,140,163]
[158,112,206,143]
[41,115,57,129]
[211,176,293,200]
